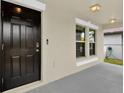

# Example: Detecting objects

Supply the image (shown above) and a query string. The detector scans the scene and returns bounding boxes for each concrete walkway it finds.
[26,63,123,93]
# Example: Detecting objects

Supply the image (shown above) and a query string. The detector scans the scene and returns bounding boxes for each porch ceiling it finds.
[72,0,123,26]
[42,0,122,27]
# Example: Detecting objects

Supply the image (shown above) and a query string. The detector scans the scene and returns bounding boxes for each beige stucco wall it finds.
[42,0,104,84]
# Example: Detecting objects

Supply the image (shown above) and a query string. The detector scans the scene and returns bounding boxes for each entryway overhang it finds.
[3,0,46,12]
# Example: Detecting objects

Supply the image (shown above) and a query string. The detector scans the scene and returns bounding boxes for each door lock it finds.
[36,42,40,48]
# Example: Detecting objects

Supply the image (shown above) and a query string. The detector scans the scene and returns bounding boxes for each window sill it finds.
[76,56,98,66]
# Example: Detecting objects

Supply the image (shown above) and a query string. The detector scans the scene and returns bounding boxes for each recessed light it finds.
[90,4,101,12]
[109,18,116,24]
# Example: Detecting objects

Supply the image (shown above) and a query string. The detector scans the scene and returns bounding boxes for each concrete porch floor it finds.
[26,63,123,93]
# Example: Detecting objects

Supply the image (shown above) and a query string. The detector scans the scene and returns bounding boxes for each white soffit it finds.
[75,18,99,30]
[3,0,46,12]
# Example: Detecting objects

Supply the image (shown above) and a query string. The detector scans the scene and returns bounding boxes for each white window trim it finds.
[75,18,99,30]
[3,0,46,12]
[75,18,98,66]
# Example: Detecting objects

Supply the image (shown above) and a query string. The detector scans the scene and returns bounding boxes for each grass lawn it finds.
[104,58,123,66]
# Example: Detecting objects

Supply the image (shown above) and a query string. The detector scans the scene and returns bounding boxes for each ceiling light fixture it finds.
[90,4,101,12]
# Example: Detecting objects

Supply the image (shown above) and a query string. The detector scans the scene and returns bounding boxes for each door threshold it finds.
[3,81,45,93]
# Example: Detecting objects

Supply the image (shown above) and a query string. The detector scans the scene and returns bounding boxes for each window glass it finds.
[89,30,95,43]
[89,29,96,55]
[76,25,85,57]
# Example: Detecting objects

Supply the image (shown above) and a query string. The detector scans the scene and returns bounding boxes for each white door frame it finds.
[3,0,46,12]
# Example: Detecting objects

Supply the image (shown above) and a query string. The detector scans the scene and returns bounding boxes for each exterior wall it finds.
[4,0,104,93]
[42,0,104,84]
[104,34,123,60]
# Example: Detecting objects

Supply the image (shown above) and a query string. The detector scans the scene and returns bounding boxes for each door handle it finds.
[36,49,40,52]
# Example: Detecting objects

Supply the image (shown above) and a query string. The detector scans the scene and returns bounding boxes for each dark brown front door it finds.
[1,1,41,91]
